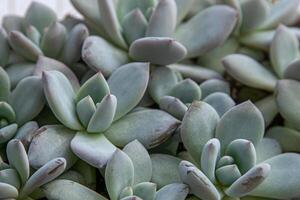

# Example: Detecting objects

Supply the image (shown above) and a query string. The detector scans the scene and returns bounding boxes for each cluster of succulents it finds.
[1,0,300,199]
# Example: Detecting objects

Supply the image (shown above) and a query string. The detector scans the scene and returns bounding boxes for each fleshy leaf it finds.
[225,164,271,198]
[179,160,220,200]
[76,96,96,127]
[61,24,89,66]
[24,2,57,33]
[82,36,129,77]
[11,76,45,125]
[132,182,156,200]
[168,64,222,82]
[105,149,134,200]
[117,0,155,20]
[175,0,194,24]
[7,139,30,184]
[239,30,274,51]
[98,0,127,49]
[146,0,177,37]
[35,56,80,91]
[105,109,179,149]
[255,138,282,163]
[14,121,39,149]
[40,22,67,59]
[155,183,189,200]
[76,72,110,103]
[0,29,9,67]
[87,94,117,133]
[198,37,239,73]
[181,101,219,162]
[275,80,300,130]
[215,101,264,153]
[26,25,41,46]
[255,95,278,126]
[259,0,300,30]
[267,126,300,152]
[216,164,241,186]
[0,67,10,102]
[129,37,187,65]
[0,182,18,199]
[20,158,66,198]
[270,25,299,78]
[108,62,149,120]
[149,67,178,102]
[43,71,83,130]
[240,0,270,32]
[159,96,187,120]
[8,31,43,61]
[226,139,256,174]
[223,54,277,91]
[203,93,235,117]
[284,58,300,81]
[43,179,107,200]
[0,168,21,189]
[175,5,237,58]
[151,154,181,189]
[169,79,201,104]
[123,140,152,184]
[122,9,148,45]
[71,132,116,168]
[0,124,18,144]
[201,138,220,183]
[249,153,300,199]
[28,125,77,169]
[200,79,230,99]
[6,63,35,88]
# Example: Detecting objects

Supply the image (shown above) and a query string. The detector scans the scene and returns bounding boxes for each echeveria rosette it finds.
[179,100,300,199]
[0,67,44,146]
[197,0,300,73]
[0,1,89,83]
[0,139,67,199]
[70,0,237,77]
[104,140,189,200]
[43,62,180,168]
[223,25,300,148]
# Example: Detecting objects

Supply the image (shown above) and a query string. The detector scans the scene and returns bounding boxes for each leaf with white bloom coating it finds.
[43,71,83,130]
[7,139,30,184]
[82,36,129,77]
[71,132,116,168]
[181,101,219,162]
[108,62,149,120]
[225,164,271,198]
[146,0,177,37]
[105,149,134,200]
[155,183,189,200]
[43,179,107,200]
[175,5,237,58]
[20,157,66,198]
[270,25,299,78]
[123,140,152,184]
[216,101,264,153]
[179,160,221,200]
[223,54,277,92]
[129,37,187,65]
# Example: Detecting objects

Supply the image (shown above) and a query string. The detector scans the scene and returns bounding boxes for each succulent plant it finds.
[42,62,181,168]
[179,100,300,199]
[222,24,300,151]
[70,0,237,75]
[0,0,300,199]
[198,0,300,73]
[104,140,189,200]
[0,139,66,199]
